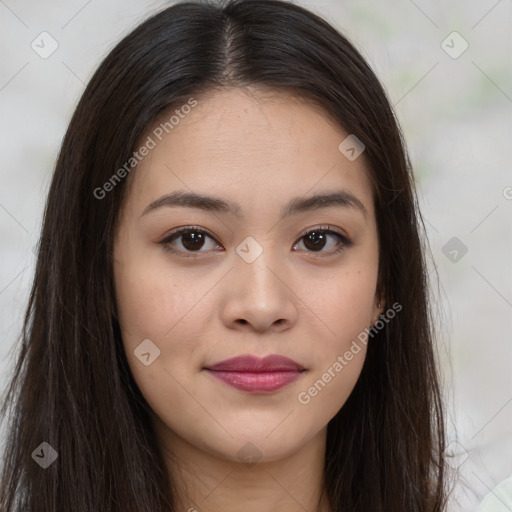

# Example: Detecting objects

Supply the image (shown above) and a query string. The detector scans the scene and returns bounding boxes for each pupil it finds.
[304,231,326,251]
[179,231,328,252]
[182,231,204,251]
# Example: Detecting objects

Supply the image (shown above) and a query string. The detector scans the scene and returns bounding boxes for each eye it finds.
[293,225,352,256]
[158,224,352,258]
[159,226,222,257]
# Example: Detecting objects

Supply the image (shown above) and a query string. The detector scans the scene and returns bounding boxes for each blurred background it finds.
[0,0,510,510]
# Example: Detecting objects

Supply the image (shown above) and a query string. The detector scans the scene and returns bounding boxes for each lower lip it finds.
[205,370,302,393]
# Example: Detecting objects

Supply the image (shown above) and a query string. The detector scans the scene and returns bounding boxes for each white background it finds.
[0,0,511,510]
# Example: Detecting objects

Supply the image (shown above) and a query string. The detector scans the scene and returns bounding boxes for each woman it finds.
[0,0,448,510]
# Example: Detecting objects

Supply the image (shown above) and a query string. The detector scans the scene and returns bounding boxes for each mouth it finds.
[203,354,306,393]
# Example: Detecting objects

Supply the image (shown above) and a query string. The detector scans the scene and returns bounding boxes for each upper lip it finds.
[204,355,305,372]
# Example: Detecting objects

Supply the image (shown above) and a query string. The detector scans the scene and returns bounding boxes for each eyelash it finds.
[158,225,352,259]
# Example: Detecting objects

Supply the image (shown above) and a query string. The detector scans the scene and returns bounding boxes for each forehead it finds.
[123,87,375,220]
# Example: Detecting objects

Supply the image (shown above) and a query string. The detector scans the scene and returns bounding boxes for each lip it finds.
[204,355,305,393]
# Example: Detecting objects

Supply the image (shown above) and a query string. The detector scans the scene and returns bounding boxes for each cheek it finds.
[295,279,371,423]
[297,348,366,423]
[113,259,208,429]
[113,252,217,398]
[305,264,378,343]
[294,259,377,417]
[114,251,210,344]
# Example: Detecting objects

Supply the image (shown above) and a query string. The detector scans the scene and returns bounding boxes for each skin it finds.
[113,86,384,512]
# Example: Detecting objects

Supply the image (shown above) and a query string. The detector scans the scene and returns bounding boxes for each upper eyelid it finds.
[161,225,349,248]
[297,225,347,239]
[163,225,219,244]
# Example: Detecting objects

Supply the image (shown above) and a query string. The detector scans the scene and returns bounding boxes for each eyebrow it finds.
[141,189,368,221]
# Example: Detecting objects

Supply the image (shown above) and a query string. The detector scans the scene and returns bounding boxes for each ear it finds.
[370,291,385,326]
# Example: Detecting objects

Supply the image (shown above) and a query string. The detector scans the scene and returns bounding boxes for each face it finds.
[113,87,382,465]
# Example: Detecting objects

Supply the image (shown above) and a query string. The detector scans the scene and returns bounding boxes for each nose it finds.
[220,248,298,333]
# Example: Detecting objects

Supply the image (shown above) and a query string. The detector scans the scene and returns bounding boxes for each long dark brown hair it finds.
[0,0,448,510]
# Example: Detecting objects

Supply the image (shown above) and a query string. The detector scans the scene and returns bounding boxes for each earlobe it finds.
[371,296,385,326]
[373,278,385,324]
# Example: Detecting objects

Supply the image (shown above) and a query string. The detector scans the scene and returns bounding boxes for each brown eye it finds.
[159,225,352,258]
[179,230,206,251]
[302,230,329,251]
[294,227,352,255]
[160,227,221,256]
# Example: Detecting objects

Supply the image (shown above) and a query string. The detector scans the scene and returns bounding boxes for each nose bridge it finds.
[221,235,297,331]
[234,236,284,299]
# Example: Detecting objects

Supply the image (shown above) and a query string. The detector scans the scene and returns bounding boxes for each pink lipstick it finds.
[204,355,305,393]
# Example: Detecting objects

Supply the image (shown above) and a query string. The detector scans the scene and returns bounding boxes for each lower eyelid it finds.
[163,230,220,253]
[160,227,351,255]
[293,232,350,252]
